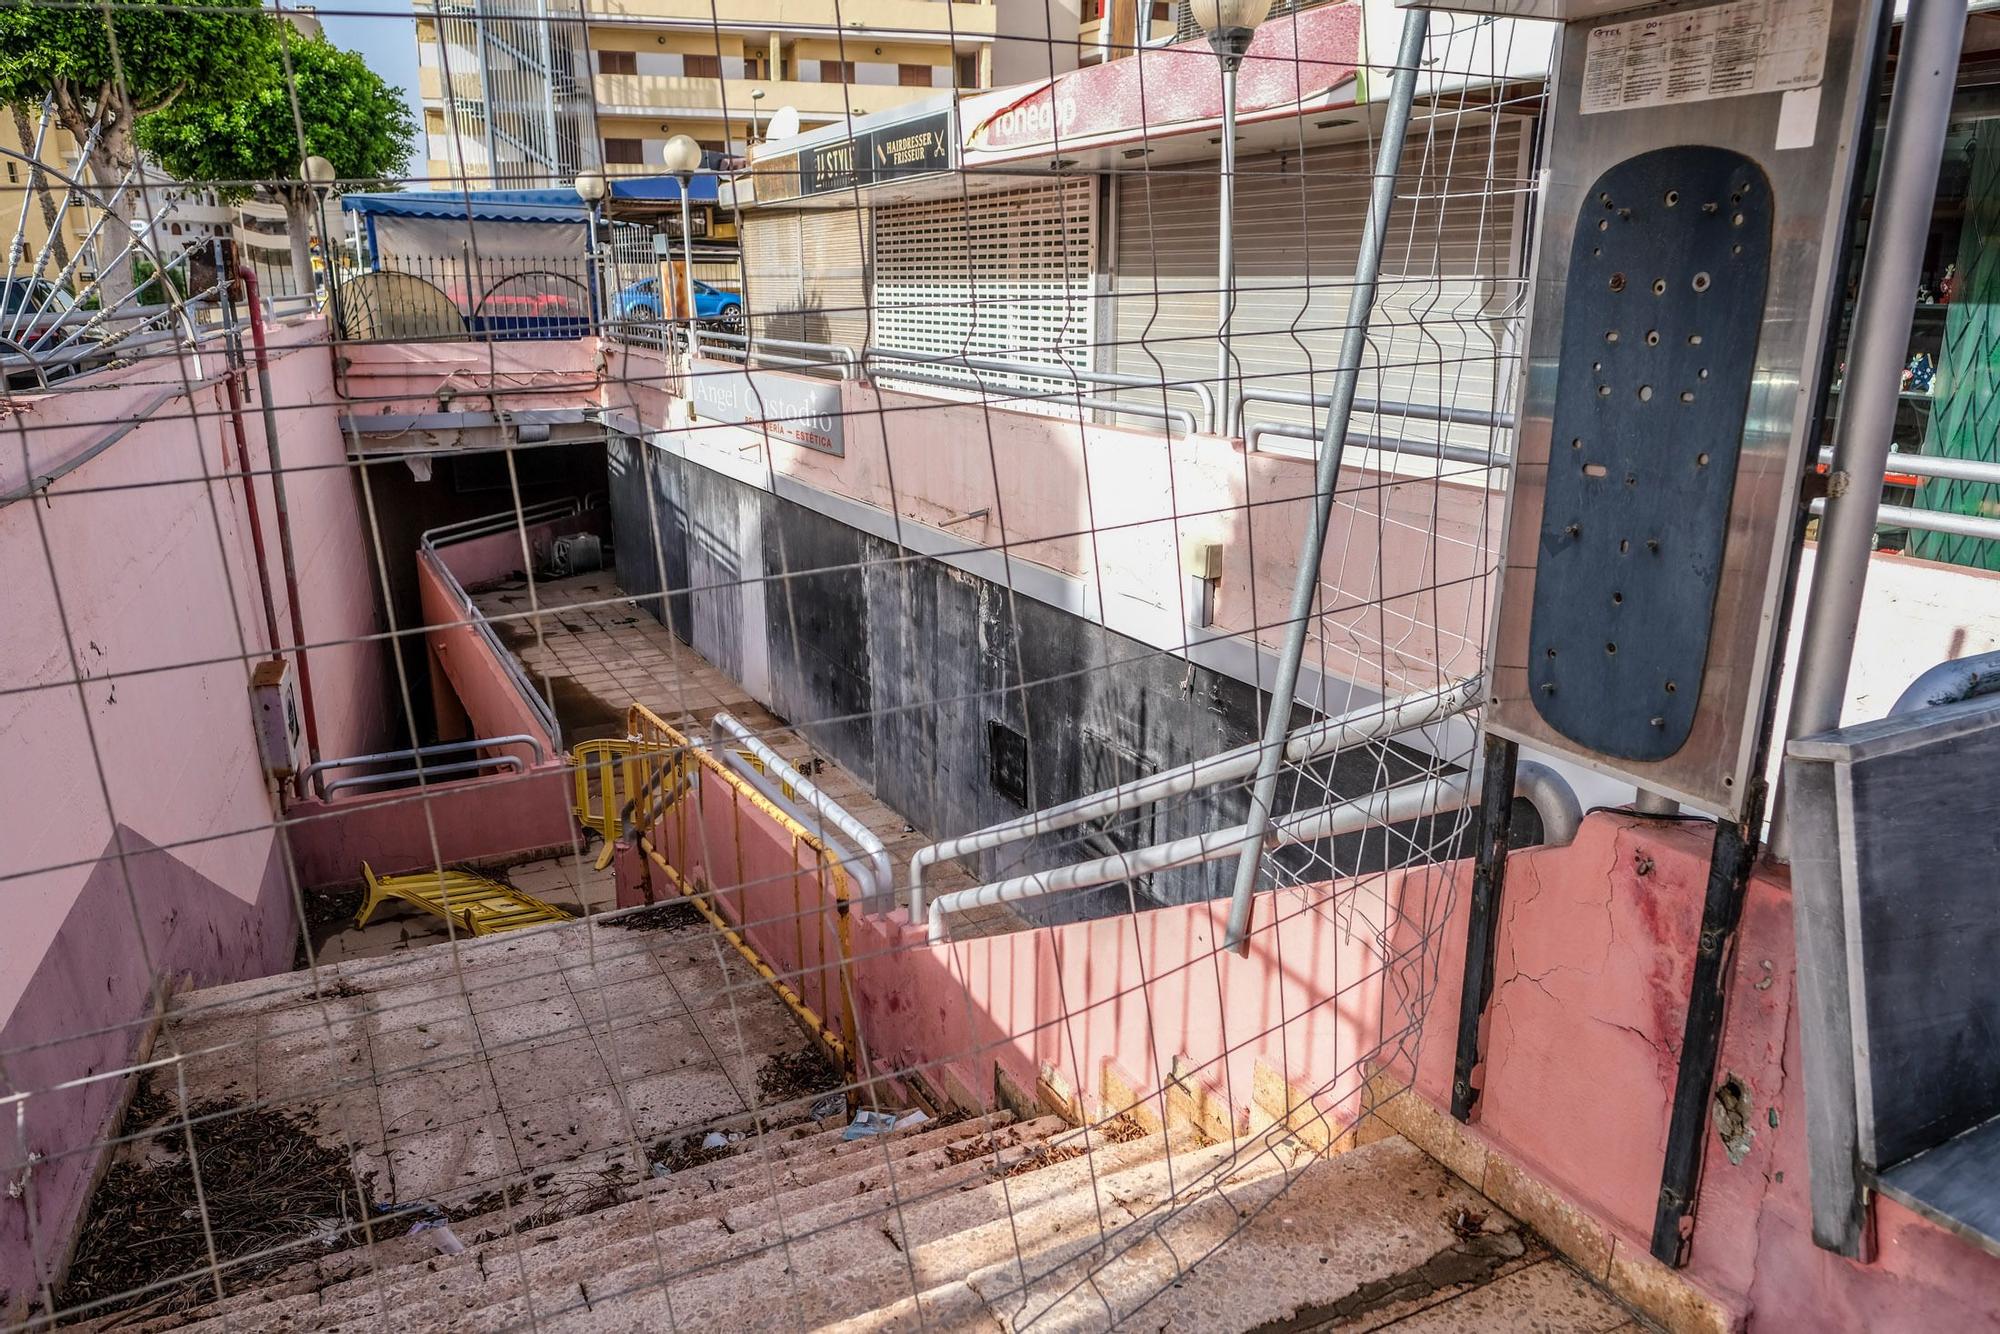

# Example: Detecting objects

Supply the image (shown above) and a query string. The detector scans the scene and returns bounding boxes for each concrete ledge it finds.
[1365,1069,1737,1334]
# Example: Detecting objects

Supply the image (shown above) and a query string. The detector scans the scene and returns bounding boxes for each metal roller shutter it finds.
[871,178,1097,399]
[740,210,804,342]
[799,210,872,352]
[738,208,870,350]
[1112,119,1527,455]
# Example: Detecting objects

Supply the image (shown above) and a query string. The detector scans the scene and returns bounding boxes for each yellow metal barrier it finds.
[572,737,642,845]
[623,703,858,1076]
[357,863,571,936]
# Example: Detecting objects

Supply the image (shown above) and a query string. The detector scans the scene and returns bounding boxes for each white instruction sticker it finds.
[1580,0,1830,116]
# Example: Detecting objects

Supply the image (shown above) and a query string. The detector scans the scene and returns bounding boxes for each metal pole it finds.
[1216,62,1239,435]
[1221,6,1428,954]
[1772,0,1964,859]
[677,174,700,362]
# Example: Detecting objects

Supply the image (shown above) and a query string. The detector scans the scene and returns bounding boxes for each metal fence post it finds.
[1221,5,1428,953]
[1772,0,1965,859]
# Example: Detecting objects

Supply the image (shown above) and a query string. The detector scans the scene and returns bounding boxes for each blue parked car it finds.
[611,276,742,324]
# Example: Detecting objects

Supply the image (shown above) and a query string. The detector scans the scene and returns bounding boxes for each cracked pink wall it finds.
[1405,814,2000,1331]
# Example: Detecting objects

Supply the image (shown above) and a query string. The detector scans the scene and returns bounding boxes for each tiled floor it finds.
[174,910,832,1220]
[469,568,1020,937]
[316,852,621,964]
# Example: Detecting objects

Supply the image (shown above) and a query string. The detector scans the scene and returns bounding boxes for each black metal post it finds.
[1451,733,1519,1121]
[1651,780,1767,1264]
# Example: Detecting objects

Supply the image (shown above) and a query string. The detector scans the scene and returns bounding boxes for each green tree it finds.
[0,0,269,307]
[137,25,415,299]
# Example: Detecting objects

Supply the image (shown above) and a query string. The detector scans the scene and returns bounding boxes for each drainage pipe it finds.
[237,265,321,768]
[216,256,283,657]
[907,677,1481,925]
[712,713,893,911]
[1222,5,1430,954]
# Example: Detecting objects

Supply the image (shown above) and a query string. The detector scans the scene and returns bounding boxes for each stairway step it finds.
[438,1123,1224,1332]
[825,1135,1516,1333]
[160,1114,1061,1333]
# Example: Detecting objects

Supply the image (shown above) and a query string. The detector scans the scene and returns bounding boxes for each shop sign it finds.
[690,359,845,456]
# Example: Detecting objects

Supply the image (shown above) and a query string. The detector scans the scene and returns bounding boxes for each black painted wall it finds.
[606,436,1455,924]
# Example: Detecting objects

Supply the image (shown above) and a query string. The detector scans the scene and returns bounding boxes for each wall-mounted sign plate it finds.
[1528,146,1773,760]
[1485,0,1881,818]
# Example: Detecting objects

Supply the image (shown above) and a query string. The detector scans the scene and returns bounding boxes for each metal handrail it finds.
[693,328,859,376]
[907,678,1482,925]
[925,772,1474,942]
[1247,420,1512,470]
[1816,446,2000,487]
[1889,650,2000,716]
[862,345,1217,428]
[301,733,546,799]
[921,756,1582,942]
[417,544,563,744]
[1232,385,1514,440]
[419,497,583,551]
[1809,496,2000,544]
[709,745,877,911]
[713,711,892,913]
[864,361,1199,436]
[324,754,525,796]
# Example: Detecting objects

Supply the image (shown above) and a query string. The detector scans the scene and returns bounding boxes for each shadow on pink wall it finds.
[620,804,2000,1331]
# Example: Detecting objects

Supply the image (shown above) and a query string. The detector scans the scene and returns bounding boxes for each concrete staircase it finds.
[68,913,1636,1332]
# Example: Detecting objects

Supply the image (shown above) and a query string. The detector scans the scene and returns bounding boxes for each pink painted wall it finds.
[608,345,1498,699]
[284,765,576,888]
[417,550,557,756]
[338,338,606,419]
[0,319,394,1315]
[618,797,2000,1331]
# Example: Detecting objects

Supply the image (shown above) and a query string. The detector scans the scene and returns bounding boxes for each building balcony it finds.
[593,73,945,123]
[584,0,996,38]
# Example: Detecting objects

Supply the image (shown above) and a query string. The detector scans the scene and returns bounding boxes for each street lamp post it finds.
[573,168,608,331]
[300,155,341,333]
[1191,0,1272,436]
[750,89,766,146]
[662,134,705,362]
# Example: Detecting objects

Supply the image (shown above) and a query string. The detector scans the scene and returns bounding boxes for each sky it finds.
[316,0,428,177]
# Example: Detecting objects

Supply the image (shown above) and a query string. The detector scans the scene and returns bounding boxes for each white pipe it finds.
[711,745,876,903]
[907,677,1480,924]
[925,772,1476,943]
[712,712,894,912]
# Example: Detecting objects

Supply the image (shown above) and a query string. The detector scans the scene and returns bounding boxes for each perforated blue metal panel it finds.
[1527,146,1773,760]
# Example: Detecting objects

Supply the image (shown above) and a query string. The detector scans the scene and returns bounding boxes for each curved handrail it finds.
[1890,650,2000,717]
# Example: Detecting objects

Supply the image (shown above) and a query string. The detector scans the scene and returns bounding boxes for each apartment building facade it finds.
[415,0,1085,190]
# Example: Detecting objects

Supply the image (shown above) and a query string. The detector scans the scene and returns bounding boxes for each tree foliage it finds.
[134,25,416,205]
[0,0,269,129]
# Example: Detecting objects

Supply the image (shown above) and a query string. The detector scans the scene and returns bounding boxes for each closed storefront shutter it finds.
[1112,119,1528,456]
[740,209,804,342]
[737,208,870,350]
[871,178,1096,399]
[798,209,872,352]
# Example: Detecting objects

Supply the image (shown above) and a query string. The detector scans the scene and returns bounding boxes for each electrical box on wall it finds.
[1478,0,1885,818]
[251,658,306,779]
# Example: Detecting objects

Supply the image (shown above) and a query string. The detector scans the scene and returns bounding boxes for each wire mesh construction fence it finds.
[0,1,1621,1328]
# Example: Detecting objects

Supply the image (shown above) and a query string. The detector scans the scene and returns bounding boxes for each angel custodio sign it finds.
[690,361,845,457]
